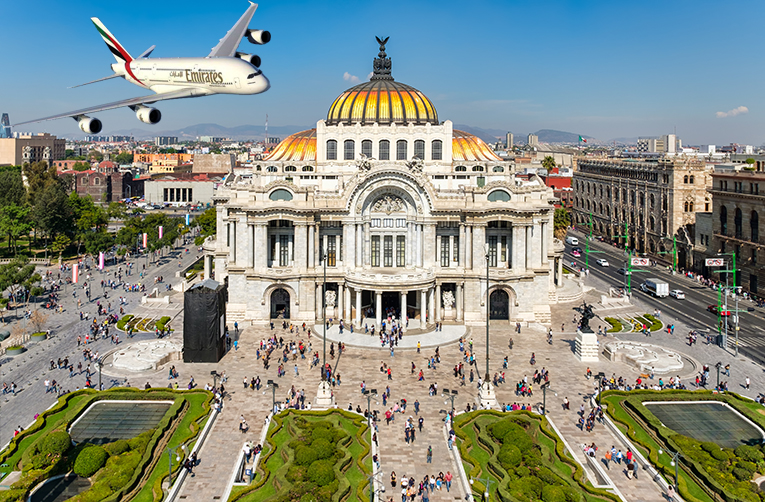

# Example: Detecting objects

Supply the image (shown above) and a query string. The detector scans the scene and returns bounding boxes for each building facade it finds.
[204,40,563,328]
[709,170,765,294]
[572,157,710,269]
[0,133,65,166]
[144,173,221,205]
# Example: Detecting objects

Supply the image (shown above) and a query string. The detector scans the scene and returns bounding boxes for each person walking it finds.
[746,376,750,390]
[426,445,432,463]
[667,485,676,502]
[444,471,452,492]
[604,448,611,470]
[418,417,424,432]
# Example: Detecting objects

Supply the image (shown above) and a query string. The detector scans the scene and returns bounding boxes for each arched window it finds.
[285,165,296,172]
[361,140,372,158]
[487,190,511,202]
[752,211,759,242]
[649,216,655,231]
[689,175,695,184]
[379,140,390,160]
[326,140,337,160]
[455,166,466,172]
[396,140,407,160]
[650,193,655,209]
[431,140,442,160]
[344,139,355,160]
[639,193,645,206]
[414,140,425,159]
[269,189,293,201]
[94,177,100,185]
[472,166,484,172]
[720,205,728,235]
[689,201,694,212]
[735,207,743,239]
[683,175,689,184]
[302,166,314,172]
[266,166,278,172]
[684,202,689,212]
[492,166,504,172]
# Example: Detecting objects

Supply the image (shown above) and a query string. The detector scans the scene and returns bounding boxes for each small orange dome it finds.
[265,129,316,162]
[452,130,502,162]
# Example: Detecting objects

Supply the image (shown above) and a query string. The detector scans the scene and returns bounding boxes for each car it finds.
[707,305,731,316]
[572,247,582,254]
[596,258,609,267]
[572,250,581,257]
[616,268,632,276]
[669,289,685,300]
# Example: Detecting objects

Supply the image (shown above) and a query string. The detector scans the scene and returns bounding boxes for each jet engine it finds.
[135,106,161,125]
[246,29,271,45]
[236,52,261,67]
[78,116,102,134]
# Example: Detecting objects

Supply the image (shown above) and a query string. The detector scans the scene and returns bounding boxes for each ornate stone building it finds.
[204,40,562,328]
[572,157,711,269]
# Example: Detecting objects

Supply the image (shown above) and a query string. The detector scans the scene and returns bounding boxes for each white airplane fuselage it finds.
[114,57,269,96]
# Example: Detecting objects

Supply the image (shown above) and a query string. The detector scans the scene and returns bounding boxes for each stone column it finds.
[456,283,463,321]
[557,257,563,286]
[436,234,441,267]
[337,284,344,321]
[363,222,371,267]
[435,283,442,322]
[355,289,362,327]
[459,224,466,268]
[314,224,321,265]
[204,254,211,279]
[526,225,533,271]
[449,235,455,267]
[316,282,323,321]
[228,222,236,263]
[466,225,473,270]
[344,285,351,321]
[513,224,524,273]
[375,291,382,328]
[356,224,362,267]
[540,221,548,265]
[473,225,486,274]
[294,223,306,271]
[308,224,315,269]
[406,222,414,267]
[344,223,354,269]
[245,222,254,269]
[255,223,267,269]
[400,291,408,332]
[424,224,436,268]
[428,287,435,323]
[420,289,427,327]
[416,224,423,267]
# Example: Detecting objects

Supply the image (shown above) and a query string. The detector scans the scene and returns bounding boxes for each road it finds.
[564,229,765,360]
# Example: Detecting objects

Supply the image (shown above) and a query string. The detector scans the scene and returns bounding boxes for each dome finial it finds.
[372,36,393,81]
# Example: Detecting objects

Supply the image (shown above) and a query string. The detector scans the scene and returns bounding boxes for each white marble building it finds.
[204,40,563,328]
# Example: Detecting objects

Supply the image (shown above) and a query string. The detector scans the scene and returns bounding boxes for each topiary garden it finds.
[229,409,372,502]
[454,410,618,502]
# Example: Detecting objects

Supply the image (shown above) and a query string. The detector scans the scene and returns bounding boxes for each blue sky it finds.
[2,0,764,144]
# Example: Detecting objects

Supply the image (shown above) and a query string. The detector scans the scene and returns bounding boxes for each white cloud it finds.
[343,72,360,84]
[716,106,748,118]
[367,72,374,80]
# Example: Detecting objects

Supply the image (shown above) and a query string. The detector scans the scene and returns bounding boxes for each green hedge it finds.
[643,313,663,331]
[74,446,108,477]
[604,317,622,333]
[155,316,171,332]
[116,315,134,331]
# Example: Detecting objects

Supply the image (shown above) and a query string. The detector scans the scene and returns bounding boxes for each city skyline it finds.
[2,0,764,145]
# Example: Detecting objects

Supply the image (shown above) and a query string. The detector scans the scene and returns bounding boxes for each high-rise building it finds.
[0,132,65,166]
[199,136,226,143]
[637,134,681,154]
[109,135,133,142]
[506,132,513,149]
[155,136,178,146]
[0,114,11,139]
[527,133,539,147]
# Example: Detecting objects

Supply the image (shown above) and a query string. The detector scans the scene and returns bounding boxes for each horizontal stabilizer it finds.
[68,74,122,89]
[138,45,156,58]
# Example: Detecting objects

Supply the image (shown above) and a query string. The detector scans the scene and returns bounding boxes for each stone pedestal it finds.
[478,380,497,409]
[575,330,599,362]
[443,307,455,320]
[315,380,334,409]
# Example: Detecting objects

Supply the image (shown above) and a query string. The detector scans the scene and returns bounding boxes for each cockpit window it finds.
[247,70,262,79]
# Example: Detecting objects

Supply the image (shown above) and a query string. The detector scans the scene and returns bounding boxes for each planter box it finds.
[30,333,48,342]
[6,346,26,356]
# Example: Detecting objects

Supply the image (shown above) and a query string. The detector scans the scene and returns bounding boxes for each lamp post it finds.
[362,388,378,415]
[442,388,458,414]
[540,381,550,415]
[96,356,104,391]
[210,370,219,389]
[715,362,721,390]
[595,372,606,407]
[167,444,187,485]
[469,475,496,502]
[366,471,385,502]
[658,448,681,488]
[266,379,279,414]
[484,250,490,382]
[322,253,327,381]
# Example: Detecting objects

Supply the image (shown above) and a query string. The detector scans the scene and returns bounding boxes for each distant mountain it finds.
[453,124,508,144]
[107,123,312,141]
[532,129,593,144]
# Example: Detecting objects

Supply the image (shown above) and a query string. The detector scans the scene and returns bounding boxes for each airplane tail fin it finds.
[91,17,134,64]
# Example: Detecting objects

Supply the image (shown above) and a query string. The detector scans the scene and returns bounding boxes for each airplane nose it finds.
[258,74,270,93]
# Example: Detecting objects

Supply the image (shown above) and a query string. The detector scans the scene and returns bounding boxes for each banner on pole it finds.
[185,214,190,226]
[98,252,104,270]
[143,232,148,248]
[631,257,649,266]
[706,258,724,267]
[72,264,79,284]
[159,226,163,239]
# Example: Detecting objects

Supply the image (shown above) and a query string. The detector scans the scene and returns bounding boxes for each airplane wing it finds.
[13,88,207,126]
[208,2,258,58]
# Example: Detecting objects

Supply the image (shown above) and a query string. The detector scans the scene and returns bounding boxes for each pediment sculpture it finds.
[372,194,404,215]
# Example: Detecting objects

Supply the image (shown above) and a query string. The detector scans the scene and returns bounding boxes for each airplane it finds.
[14,2,270,134]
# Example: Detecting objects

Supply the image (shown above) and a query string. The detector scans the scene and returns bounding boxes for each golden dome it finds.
[452,130,502,162]
[265,129,316,162]
[326,37,438,126]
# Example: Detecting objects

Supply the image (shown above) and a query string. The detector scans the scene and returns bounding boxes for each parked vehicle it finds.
[639,278,669,298]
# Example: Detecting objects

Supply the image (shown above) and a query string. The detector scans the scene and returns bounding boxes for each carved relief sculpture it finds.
[372,195,404,214]
[325,290,336,308]
[442,290,455,309]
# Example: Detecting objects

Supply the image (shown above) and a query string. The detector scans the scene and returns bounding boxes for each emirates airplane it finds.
[15,2,270,133]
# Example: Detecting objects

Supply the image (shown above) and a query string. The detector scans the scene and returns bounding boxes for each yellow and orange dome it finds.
[327,80,438,126]
[452,130,502,162]
[265,129,316,162]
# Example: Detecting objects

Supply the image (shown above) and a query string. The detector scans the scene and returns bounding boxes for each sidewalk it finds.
[317,323,467,349]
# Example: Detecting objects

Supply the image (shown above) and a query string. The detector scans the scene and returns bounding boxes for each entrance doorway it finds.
[270,288,290,319]
[382,292,400,318]
[489,290,509,320]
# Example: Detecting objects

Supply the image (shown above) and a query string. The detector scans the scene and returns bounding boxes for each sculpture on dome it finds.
[356,153,373,171]
[372,36,393,80]
[406,157,423,172]
[325,290,336,308]
[372,195,404,215]
[442,290,455,309]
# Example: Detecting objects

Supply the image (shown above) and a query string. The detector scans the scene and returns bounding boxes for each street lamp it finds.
[367,471,385,502]
[167,444,187,485]
[595,372,606,407]
[362,388,378,415]
[265,379,279,414]
[658,448,681,488]
[540,381,550,415]
[210,370,219,389]
[96,357,105,391]
[715,362,721,390]
[321,253,328,381]
[484,248,490,382]
[469,475,495,501]
[442,388,458,414]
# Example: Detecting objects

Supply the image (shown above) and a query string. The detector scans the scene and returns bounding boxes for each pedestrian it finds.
[632,460,638,479]
[414,399,420,415]
[294,365,299,376]
[667,485,676,502]
[604,448,611,470]
[418,417,424,432]
[445,471,452,492]
[746,376,750,390]
[426,445,432,463]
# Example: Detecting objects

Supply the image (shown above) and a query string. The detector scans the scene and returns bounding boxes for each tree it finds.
[30,180,72,241]
[50,235,71,259]
[23,161,58,205]
[29,309,49,333]
[0,204,32,255]
[542,156,557,172]
[87,149,104,162]
[72,161,91,171]
[114,152,134,165]
[68,193,108,254]
[0,258,41,309]
[194,207,216,245]
[107,202,127,221]
[553,208,571,240]
[0,169,25,208]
